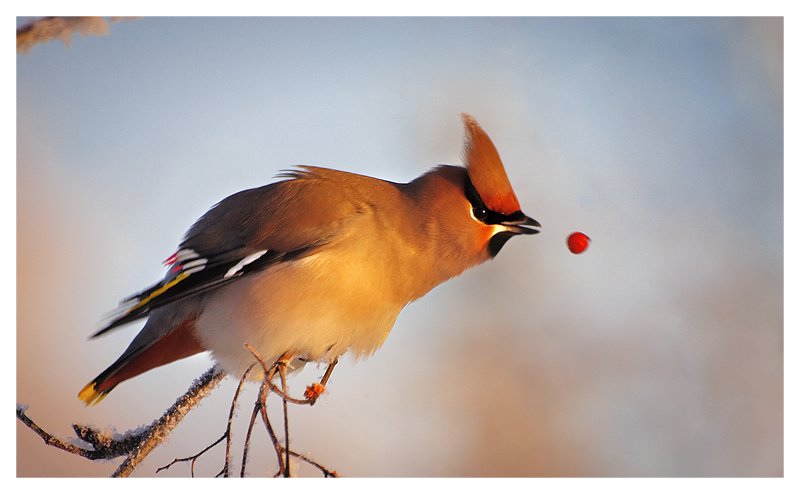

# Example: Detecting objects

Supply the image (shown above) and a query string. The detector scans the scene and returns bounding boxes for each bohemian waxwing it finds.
[79,113,540,405]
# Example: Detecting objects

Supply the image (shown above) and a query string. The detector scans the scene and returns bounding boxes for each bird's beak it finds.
[502,214,541,235]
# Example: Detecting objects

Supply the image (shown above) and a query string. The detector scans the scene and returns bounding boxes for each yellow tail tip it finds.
[78,382,108,406]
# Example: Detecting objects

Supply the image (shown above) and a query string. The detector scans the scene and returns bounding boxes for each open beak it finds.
[502,214,541,235]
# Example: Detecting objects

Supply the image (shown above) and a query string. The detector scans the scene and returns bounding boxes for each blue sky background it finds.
[16,16,784,478]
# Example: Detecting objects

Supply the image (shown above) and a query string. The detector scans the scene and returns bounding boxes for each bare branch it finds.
[111,365,226,477]
[278,359,291,477]
[287,449,339,478]
[239,345,339,477]
[156,434,227,477]
[222,365,255,476]
[155,365,254,477]
[19,354,339,477]
[17,406,123,461]
[17,365,225,476]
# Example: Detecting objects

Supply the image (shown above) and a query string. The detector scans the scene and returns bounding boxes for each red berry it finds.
[567,232,590,254]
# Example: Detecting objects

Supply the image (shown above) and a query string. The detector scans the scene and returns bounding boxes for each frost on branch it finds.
[18,357,339,477]
[17,365,225,477]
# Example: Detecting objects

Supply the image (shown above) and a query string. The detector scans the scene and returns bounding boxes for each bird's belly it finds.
[193,251,405,377]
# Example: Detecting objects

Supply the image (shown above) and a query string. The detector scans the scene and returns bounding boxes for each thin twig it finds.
[258,394,286,477]
[266,381,317,405]
[241,380,263,477]
[155,434,227,476]
[222,365,254,477]
[279,359,291,477]
[312,358,338,404]
[287,449,339,477]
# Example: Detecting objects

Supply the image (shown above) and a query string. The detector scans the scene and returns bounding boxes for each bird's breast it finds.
[193,243,408,377]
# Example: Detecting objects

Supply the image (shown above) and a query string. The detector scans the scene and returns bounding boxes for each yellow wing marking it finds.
[125,271,191,315]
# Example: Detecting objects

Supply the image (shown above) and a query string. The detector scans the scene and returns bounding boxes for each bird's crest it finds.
[461,113,521,215]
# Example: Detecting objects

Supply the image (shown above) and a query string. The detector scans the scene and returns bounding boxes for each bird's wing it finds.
[92,167,368,337]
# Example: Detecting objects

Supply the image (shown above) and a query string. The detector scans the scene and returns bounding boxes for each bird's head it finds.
[460,113,540,256]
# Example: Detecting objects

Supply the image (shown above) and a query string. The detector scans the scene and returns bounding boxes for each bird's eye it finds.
[472,207,488,221]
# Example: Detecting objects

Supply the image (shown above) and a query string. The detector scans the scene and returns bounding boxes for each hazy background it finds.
[16,17,783,478]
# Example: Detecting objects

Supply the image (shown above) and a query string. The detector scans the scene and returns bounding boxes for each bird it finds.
[79,113,540,405]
